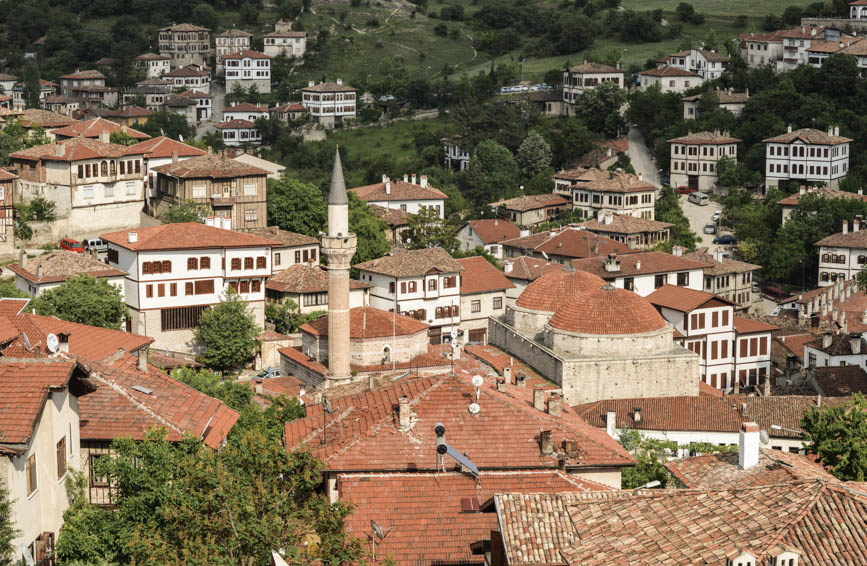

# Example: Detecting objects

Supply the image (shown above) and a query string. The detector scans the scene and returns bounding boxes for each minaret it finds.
[321,148,356,384]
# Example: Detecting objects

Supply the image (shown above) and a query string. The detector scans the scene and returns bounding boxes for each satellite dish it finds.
[468,402,480,414]
[46,333,59,353]
[471,375,484,388]
[760,429,770,445]
[371,520,385,540]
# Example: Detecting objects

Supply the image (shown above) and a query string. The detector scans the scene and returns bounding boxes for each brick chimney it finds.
[738,422,760,470]
[540,430,553,455]
[547,392,563,416]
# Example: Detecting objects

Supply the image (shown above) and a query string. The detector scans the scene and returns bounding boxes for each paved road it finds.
[627,126,660,187]
[195,80,226,140]
[680,194,729,253]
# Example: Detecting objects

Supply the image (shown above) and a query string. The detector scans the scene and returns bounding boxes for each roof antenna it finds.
[368,520,392,561]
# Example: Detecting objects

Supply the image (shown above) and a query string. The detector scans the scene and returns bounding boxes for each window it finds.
[104,184,114,197]
[677,272,689,286]
[428,279,437,291]
[200,256,210,269]
[240,281,250,293]
[256,256,266,269]
[161,305,207,330]
[188,257,198,270]
[158,284,165,297]
[244,183,256,196]
[244,257,253,270]
[401,281,407,294]
[471,300,481,313]
[231,258,242,270]
[56,437,67,480]
[192,185,206,198]
[120,161,125,175]
[107,248,119,264]
[722,309,729,326]
[252,280,261,293]
[27,454,37,495]
[170,283,177,296]
[245,209,257,222]
[146,284,153,298]
[654,274,667,289]
[389,281,396,294]
[194,280,215,294]
[274,253,281,266]
[750,337,758,357]
[721,340,728,358]
[126,182,136,195]
[760,336,768,355]
[444,276,457,289]
[712,311,718,327]
[303,292,327,306]
[493,296,503,310]
[83,185,94,199]
[161,260,171,273]
[185,282,194,295]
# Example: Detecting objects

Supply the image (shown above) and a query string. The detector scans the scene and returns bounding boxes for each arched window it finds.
[110,161,116,176]
[101,161,108,176]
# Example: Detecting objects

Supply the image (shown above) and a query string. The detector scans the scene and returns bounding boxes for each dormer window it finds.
[726,550,756,566]
[772,549,800,566]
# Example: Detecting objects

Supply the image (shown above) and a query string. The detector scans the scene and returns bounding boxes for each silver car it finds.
[703,222,716,235]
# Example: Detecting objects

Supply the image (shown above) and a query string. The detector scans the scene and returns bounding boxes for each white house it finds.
[215,119,261,147]
[682,88,749,120]
[636,66,702,94]
[647,284,776,391]
[134,53,171,79]
[100,222,281,355]
[457,256,513,344]
[300,79,358,128]
[739,30,786,69]
[263,30,307,58]
[245,226,319,273]
[222,50,271,94]
[804,332,867,369]
[668,130,740,192]
[8,250,126,296]
[456,218,521,260]
[442,136,470,171]
[658,48,729,81]
[777,26,827,72]
[265,263,370,314]
[815,215,867,286]
[222,102,269,122]
[175,90,213,122]
[350,174,448,218]
[571,249,710,297]
[163,65,211,94]
[562,61,624,110]
[354,248,464,345]
[764,126,851,190]
[553,167,658,220]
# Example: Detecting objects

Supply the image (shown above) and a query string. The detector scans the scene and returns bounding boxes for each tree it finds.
[618,429,674,489]
[0,279,29,299]
[265,300,325,334]
[109,130,138,146]
[170,367,255,412]
[801,393,867,481]
[516,130,552,179]
[458,140,519,207]
[138,110,196,141]
[654,186,700,250]
[33,275,127,329]
[21,60,41,109]
[240,2,259,25]
[191,3,219,31]
[0,480,17,565]
[348,192,391,265]
[405,205,458,251]
[572,82,626,136]
[267,177,327,237]
[28,196,57,222]
[194,288,261,371]
[161,200,210,224]
[676,2,695,21]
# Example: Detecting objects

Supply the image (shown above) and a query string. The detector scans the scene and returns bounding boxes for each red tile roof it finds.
[152,152,268,179]
[351,178,448,202]
[464,218,521,244]
[222,102,268,113]
[0,298,29,317]
[777,187,867,207]
[732,316,777,334]
[164,65,210,78]
[0,168,19,181]
[776,332,814,361]
[126,136,207,159]
[668,130,741,145]
[814,365,867,396]
[214,119,256,129]
[577,214,673,235]
[51,117,150,140]
[490,194,569,212]
[266,263,370,294]
[10,137,146,162]
[17,108,76,128]
[457,256,514,295]
[247,226,318,247]
[103,106,153,119]
[301,81,358,92]
[6,251,126,284]
[637,66,700,77]
[665,449,836,489]
[571,251,710,279]
[219,50,271,60]
[497,481,867,566]
[285,373,634,472]
[101,222,280,251]
[575,396,742,432]
[515,269,605,312]
[549,284,666,335]
[0,360,79,447]
[764,127,852,145]
[299,307,427,339]
[503,228,635,260]
[340,471,610,566]
[646,284,736,312]
[355,248,464,278]
[698,380,723,397]
[269,102,306,113]
[60,69,105,80]
[503,256,564,282]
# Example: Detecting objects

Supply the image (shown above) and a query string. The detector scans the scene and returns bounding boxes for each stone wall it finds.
[801,17,867,32]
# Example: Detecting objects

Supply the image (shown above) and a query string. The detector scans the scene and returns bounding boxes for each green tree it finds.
[348,191,391,265]
[191,3,219,30]
[28,196,57,222]
[458,140,519,207]
[618,429,674,489]
[138,110,196,141]
[267,177,327,237]
[161,200,210,224]
[802,393,867,481]
[516,130,552,179]
[33,275,127,329]
[21,60,41,109]
[240,2,259,25]
[572,81,627,136]
[194,288,261,371]
[405,205,458,251]
[0,479,18,565]
[655,186,700,250]
[170,367,255,412]
[0,278,29,299]
[109,130,138,146]
[265,300,325,334]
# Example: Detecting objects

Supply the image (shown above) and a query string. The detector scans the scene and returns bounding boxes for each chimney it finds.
[799,186,806,195]
[503,261,513,274]
[503,366,512,382]
[829,126,834,137]
[99,130,110,144]
[496,376,506,392]
[844,221,849,234]
[36,265,43,278]
[859,189,864,195]
[713,249,725,262]
[403,174,408,182]
[547,393,563,416]
[605,410,617,437]
[255,379,264,394]
[603,213,613,225]
[851,334,862,355]
[18,249,26,270]
[385,180,391,195]
[835,125,840,137]
[734,378,740,395]
[861,309,867,325]
[54,143,64,157]
[841,312,848,335]
[856,215,862,232]
[638,172,644,182]
[382,174,389,183]
[336,78,343,85]
[207,146,213,154]
[822,332,833,349]
[636,260,641,270]
[420,175,428,188]
[171,150,178,164]
[411,173,417,185]
[738,422,760,470]
[604,253,620,273]
[632,407,641,423]
[58,333,69,353]
[787,124,792,133]
[515,373,526,387]
[672,245,682,256]
[137,348,147,371]
[745,88,749,96]
[533,387,546,411]
[128,231,138,243]
[308,80,315,87]
[540,430,554,455]
[397,396,411,429]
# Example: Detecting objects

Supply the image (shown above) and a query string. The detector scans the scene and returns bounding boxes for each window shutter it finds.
[201,257,210,269]
[185,282,194,295]
[142,262,151,274]
[188,257,198,270]
[257,256,266,269]
[162,260,171,273]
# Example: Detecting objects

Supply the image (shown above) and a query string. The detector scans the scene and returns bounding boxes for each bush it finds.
[433,23,448,36]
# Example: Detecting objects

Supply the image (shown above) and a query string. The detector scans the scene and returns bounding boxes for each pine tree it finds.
[0,480,19,565]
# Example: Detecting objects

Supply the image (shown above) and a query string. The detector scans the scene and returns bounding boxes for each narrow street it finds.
[195,80,226,140]
[626,126,660,187]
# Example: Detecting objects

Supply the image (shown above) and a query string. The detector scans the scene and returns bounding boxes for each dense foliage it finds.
[802,393,867,481]
[194,289,261,371]
[33,275,127,329]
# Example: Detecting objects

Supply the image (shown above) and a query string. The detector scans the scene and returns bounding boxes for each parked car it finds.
[713,234,738,245]
[711,210,722,222]
[688,192,709,206]
[60,238,84,253]
[83,237,108,253]
[676,185,696,194]
[703,222,717,235]
[256,367,281,379]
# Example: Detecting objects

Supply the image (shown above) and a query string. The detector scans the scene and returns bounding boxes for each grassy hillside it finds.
[620,0,816,17]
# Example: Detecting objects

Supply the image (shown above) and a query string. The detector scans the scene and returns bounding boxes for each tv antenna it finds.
[46,333,59,354]
[434,422,480,478]
[369,520,392,560]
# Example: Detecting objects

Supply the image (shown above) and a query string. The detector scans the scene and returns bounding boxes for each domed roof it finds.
[515,269,606,312]
[548,284,666,335]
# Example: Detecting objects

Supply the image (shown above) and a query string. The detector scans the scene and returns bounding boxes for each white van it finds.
[688,192,709,206]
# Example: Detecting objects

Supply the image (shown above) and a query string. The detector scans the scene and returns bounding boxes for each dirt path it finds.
[626,126,660,187]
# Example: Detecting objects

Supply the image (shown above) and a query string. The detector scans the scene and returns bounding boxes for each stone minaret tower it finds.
[321,148,356,384]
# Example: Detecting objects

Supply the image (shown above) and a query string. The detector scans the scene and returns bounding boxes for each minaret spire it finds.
[329,146,347,205]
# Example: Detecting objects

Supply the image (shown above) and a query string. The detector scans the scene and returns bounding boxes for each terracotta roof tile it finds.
[135,53,170,61]
[776,332,814,361]
[102,106,153,119]
[246,226,318,247]
[159,22,210,31]
[764,127,852,145]
[152,152,268,179]
[6,251,126,284]
[571,251,710,279]
[370,204,411,227]
[216,29,252,37]
[351,178,448,202]
[503,228,635,260]
[270,102,306,113]
[214,119,256,129]
[813,365,867,396]
[777,187,867,206]
[267,263,370,294]
[52,117,150,139]
[490,194,568,212]
[284,373,634,472]
[684,247,760,275]
[464,219,521,244]
[732,316,777,334]
[575,396,742,432]
[668,130,741,145]
[567,62,621,73]
[265,30,307,38]
[101,222,280,251]
[553,167,658,194]
[59,70,105,80]
[220,50,270,60]
[300,306,426,339]
[223,102,268,113]
[10,137,144,162]
[646,284,736,312]
[0,168,18,181]
[355,248,464,278]
[637,66,700,77]
[0,298,29,317]
[515,269,605,312]
[457,256,514,294]
[164,65,210,78]
[126,136,207,159]
[341,471,609,566]
[0,360,79,446]
[300,81,357,92]
[548,284,666,335]
[503,256,563,282]
[577,214,673,235]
